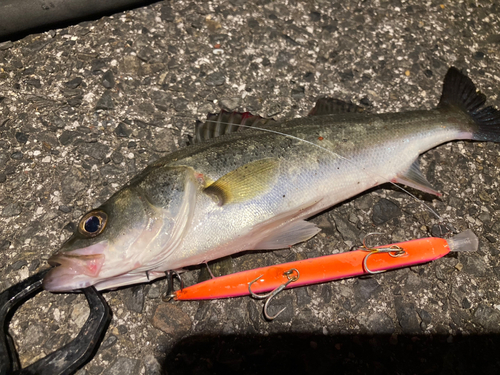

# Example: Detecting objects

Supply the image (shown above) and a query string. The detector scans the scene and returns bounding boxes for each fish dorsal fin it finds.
[204,158,280,206]
[308,98,365,116]
[393,159,441,197]
[193,110,275,144]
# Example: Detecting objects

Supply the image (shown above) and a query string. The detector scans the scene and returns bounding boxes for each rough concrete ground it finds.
[1,0,500,374]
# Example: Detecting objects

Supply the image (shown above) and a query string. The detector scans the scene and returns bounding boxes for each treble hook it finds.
[248,268,300,320]
[360,233,406,274]
[162,270,184,302]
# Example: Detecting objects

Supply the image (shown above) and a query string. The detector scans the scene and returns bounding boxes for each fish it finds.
[43,67,500,292]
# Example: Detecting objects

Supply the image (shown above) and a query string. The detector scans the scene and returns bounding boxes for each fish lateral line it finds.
[201,118,444,221]
[194,67,500,223]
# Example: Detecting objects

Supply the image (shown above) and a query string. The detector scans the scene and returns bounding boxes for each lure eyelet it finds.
[78,211,108,237]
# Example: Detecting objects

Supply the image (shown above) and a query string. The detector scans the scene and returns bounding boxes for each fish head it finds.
[43,187,151,291]
[43,166,201,292]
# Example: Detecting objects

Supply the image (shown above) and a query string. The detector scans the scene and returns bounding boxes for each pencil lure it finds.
[174,230,478,301]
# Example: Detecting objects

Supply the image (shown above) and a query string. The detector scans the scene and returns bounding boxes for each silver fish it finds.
[43,67,500,291]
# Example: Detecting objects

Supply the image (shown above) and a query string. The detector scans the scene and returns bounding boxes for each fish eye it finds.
[78,211,107,237]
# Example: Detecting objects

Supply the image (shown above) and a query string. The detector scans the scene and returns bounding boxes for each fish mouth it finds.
[43,253,105,292]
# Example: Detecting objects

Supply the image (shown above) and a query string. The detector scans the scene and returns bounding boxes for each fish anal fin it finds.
[253,220,321,250]
[393,159,442,197]
[204,158,280,205]
[308,98,365,116]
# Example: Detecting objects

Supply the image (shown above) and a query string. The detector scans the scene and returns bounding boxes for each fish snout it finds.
[43,253,105,292]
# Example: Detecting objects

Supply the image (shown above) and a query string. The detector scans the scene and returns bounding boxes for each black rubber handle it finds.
[0,269,111,375]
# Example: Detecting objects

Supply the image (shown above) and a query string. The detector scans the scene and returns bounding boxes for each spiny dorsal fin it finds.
[203,158,280,206]
[193,110,275,144]
[308,98,365,116]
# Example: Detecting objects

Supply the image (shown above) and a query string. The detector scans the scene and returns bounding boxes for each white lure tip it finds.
[447,229,478,253]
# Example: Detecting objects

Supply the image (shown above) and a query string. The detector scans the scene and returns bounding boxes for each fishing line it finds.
[202,119,444,222]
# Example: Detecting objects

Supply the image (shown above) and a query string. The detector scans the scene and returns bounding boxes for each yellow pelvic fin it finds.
[203,158,280,206]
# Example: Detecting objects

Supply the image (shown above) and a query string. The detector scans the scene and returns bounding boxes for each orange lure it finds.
[174,230,477,301]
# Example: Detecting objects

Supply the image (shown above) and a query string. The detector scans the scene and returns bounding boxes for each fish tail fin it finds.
[438,67,500,141]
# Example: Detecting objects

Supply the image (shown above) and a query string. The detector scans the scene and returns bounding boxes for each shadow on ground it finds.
[163,333,500,375]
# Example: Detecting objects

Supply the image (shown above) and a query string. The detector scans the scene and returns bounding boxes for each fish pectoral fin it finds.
[308,98,366,116]
[203,158,280,206]
[393,159,442,197]
[253,219,321,250]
